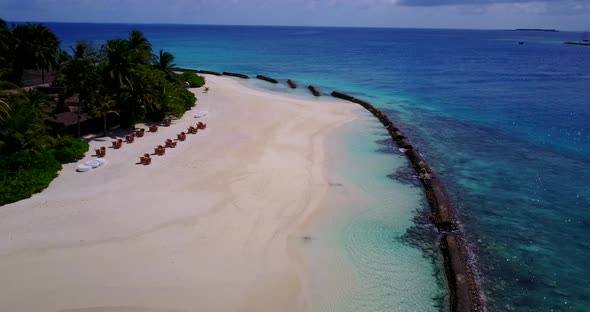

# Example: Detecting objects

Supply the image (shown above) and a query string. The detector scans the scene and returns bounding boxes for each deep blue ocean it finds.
[42,23,590,311]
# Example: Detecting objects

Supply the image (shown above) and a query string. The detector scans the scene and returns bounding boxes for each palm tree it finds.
[0,19,12,80]
[0,18,8,37]
[0,19,11,54]
[0,19,17,82]
[119,69,160,128]
[0,90,52,154]
[0,97,9,124]
[12,23,60,84]
[100,38,132,92]
[127,30,153,65]
[154,49,176,80]
[60,41,100,137]
[100,32,158,129]
[90,95,118,137]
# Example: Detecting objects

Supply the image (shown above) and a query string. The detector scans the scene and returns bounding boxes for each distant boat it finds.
[518,41,524,45]
[563,29,590,46]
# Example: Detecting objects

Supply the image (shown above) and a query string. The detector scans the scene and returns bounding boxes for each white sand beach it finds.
[0,76,356,312]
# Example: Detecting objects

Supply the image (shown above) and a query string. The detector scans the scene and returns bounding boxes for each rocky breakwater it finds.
[308,85,321,96]
[287,79,297,89]
[222,72,249,79]
[173,68,222,76]
[256,75,279,84]
[196,70,222,76]
[330,91,483,312]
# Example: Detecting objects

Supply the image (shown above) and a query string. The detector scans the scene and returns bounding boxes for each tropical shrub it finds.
[178,87,196,110]
[51,136,89,163]
[0,149,62,206]
[0,81,18,90]
[179,72,205,88]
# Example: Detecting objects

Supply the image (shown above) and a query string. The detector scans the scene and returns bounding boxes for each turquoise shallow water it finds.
[298,112,444,311]
[37,23,590,310]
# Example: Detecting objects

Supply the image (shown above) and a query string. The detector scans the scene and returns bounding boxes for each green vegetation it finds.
[154,49,176,80]
[1,22,60,84]
[0,90,88,206]
[0,81,18,90]
[0,149,62,206]
[51,136,89,163]
[180,72,206,88]
[0,18,203,206]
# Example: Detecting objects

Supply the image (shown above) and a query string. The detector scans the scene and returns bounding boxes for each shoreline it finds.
[0,75,356,311]
[329,90,484,312]
[0,69,483,311]
[191,69,484,311]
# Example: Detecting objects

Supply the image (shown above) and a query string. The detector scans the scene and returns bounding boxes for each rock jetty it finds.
[256,75,278,84]
[222,72,249,79]
[330,90,483,312]
[308,85,320,96]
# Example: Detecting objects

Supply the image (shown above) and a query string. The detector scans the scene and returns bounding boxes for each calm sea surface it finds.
[42,23,590,311]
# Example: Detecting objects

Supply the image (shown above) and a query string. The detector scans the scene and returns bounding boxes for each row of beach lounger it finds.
[82,118,207,172]
[139,121,207,165]
[94,118,206,161]
[94,124,157,156]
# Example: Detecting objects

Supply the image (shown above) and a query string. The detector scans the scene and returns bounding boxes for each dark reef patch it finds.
[387,167,421,187]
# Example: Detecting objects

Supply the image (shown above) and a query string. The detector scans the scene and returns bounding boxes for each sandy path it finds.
[0,76,355,312]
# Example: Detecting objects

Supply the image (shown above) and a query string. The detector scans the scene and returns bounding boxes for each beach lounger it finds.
[112,139,122,149]
[140,154,151,165]
[155,145,166,155]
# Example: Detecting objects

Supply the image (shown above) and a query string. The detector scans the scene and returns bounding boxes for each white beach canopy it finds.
[194,111,208,118]
[76,164,92,172]
[85,160,101,168]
